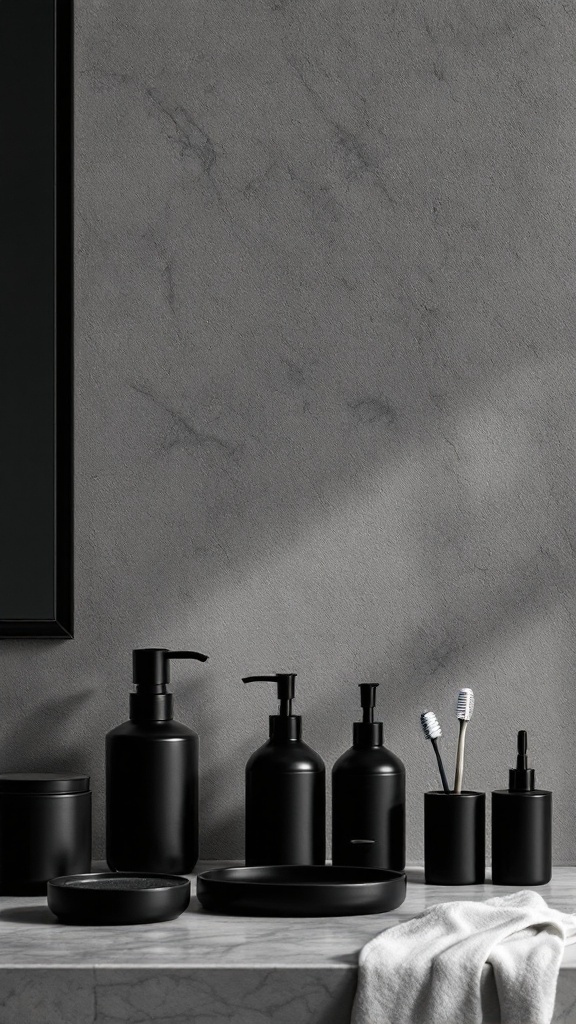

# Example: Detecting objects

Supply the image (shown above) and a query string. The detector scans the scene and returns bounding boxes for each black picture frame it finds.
[0,0,73,638]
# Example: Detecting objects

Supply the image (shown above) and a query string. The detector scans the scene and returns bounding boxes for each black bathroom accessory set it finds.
[0,649,553,922]
[421,690,552,887]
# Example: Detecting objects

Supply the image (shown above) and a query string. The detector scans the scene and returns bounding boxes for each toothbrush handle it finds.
[454,719,468,794]
[431,738,450,794]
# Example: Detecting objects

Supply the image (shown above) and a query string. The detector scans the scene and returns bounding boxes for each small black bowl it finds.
[197,864,407,916]
[47,872,191,925]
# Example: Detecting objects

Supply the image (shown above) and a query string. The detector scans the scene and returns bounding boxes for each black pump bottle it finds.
[243,673,326,866]
[491,730,552,885]
[332,684,405,871]
[106,648,208,874]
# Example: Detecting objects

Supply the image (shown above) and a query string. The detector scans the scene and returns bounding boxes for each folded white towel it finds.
[352,891,576,1024]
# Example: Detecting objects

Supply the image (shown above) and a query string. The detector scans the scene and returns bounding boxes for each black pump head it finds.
[242,673,300,740]
[359,683,379,723]
[242,673,296,716]
[354,683,383,748]
[132,649,208,692]
[130,648,208,721]
[509,730,535,791]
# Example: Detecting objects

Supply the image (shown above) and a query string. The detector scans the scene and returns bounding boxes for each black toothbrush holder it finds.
[424,791,485,885]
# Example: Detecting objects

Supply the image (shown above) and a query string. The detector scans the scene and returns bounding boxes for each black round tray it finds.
[196,865,406,916]
[47,872,191,925]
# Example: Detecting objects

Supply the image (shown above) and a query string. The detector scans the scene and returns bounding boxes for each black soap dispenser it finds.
[106,648,208,874]
[492,730,552,885]
[243,673,326,866]
[332,684,406,871]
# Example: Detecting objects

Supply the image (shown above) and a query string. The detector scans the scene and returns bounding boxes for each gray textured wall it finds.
[2,0,576,862]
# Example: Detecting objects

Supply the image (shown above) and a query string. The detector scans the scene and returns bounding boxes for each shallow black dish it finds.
[47,872,190,925]
[196,865,407,916]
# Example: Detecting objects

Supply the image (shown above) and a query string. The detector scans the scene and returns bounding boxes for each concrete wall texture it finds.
[1,0,576,861]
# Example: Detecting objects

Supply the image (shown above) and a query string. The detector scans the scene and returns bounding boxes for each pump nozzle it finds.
[168,652,209,662]
[353,683,383,748]
[517,729,528,768]
[509,730,535,792]
[243,673,300,740]
[359,683,379,724]
[133,648,208,691]
[130,648,208,722]
[243,674,296,716]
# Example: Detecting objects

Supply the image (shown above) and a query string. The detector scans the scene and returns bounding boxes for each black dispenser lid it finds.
[242,673,301,740]
[353,683,384,748]
[0,773,90,794]
[509,730,535,791]
[130,648,208,722]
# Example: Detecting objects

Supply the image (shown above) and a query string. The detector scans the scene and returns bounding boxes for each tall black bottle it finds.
[106,648,208,874]
[243,673,325,866]
[332,684,405,871]
[492,730,552,885]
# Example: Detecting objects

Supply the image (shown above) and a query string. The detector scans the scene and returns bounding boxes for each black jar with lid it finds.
[0,774,92,894]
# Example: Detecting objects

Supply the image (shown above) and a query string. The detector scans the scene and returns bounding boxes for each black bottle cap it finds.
[242,673,301,740]
[130,648,208,722]
[268,715,302,741]
[353,683,384,748]
[508,730,535,791]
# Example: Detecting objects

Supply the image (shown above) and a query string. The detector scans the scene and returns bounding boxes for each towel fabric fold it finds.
[352,890,576,1024]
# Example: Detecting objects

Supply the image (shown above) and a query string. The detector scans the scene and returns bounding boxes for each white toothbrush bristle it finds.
[456,688,474,721]
[420,710,442,740]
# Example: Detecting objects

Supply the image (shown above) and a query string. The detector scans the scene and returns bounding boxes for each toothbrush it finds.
[420,711,450,794]
[453,688,474,794]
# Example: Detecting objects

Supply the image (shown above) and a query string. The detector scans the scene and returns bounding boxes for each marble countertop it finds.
[1,863,576,970]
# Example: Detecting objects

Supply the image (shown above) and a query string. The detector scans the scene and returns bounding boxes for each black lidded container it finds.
[243,673,325,866]
[106,647,208,875]
[0,773,91,895]
[332,683,405,871]
[492,730,552,886]
[425,791,485,884]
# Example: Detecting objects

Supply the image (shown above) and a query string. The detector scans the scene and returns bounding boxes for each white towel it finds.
[352,891,576,1024]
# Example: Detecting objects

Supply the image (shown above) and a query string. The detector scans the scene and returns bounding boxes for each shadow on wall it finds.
[0,690,95,776]
[73,0,576,651]
[192,671,255,860]
[186,352,576,856]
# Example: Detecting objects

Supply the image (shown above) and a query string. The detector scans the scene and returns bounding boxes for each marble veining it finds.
[0,866,575,1021]
[0,864,576,969]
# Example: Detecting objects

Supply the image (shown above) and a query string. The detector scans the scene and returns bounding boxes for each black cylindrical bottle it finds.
[243,673,325,866]
[332,684,405,871]
[106,648,208,875]
[492,730,552,886]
